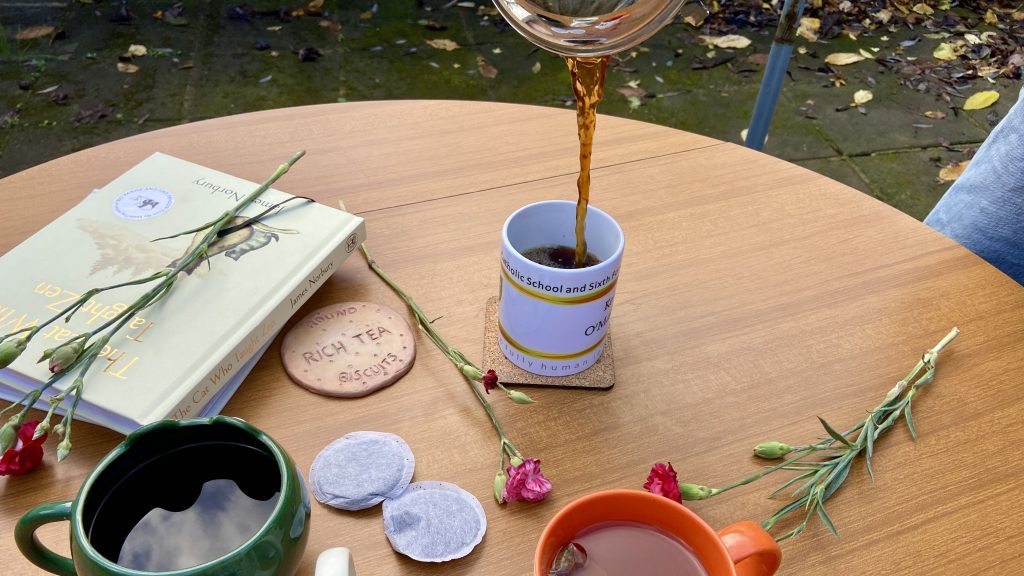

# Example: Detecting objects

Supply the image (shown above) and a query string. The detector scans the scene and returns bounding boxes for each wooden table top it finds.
[0,100,1022,576]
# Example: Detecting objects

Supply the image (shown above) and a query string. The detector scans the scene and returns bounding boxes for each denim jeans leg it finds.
[924,86,1024,285]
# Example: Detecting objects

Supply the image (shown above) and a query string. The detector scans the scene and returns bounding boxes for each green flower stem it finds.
[712,448,817,496]
[358,243,522,462]
[0,152,306,460]
[686,328,959,542]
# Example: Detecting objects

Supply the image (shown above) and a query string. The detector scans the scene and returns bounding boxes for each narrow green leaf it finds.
[864,415,876,481]
[769,471,815,498]
[818,416,853,448]
[822,460,851,502]
[816,502,841,539]
[905,400,918,440]
[771,494,811,523]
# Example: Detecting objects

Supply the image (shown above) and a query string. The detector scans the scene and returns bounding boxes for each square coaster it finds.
[482,297,615,390]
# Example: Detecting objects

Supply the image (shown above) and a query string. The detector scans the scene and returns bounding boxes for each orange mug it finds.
[534,489,781,576]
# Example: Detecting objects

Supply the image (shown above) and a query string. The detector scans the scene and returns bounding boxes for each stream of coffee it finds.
[565,56,609,269]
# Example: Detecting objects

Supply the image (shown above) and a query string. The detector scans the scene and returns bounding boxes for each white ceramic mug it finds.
[498,200,624,376]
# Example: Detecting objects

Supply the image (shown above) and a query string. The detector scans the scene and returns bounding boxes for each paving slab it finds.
[849,147,968,221]
[796,157,873,196]
[782,54,991,156]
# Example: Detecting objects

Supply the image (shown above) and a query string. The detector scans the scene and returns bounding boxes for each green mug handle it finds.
[15,501,77,576]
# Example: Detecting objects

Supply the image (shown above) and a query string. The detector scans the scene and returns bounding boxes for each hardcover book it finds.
[0,152,365,434]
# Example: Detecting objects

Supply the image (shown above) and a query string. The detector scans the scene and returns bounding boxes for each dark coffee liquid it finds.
[86,441,280,572]
[521,244,600,269]
[570,521,708,576]
[565,56,609,269]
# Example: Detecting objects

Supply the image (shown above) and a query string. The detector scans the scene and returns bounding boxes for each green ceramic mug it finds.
[15,416,310,576]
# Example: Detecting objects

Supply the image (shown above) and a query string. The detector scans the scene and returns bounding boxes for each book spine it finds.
[162,221,366,422]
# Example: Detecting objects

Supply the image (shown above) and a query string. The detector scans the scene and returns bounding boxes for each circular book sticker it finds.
[112,187,174,220]
[382,481,487,563]
[281,302,415,397]
[309,431,415,511]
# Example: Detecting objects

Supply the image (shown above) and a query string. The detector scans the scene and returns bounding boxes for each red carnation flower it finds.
[482,369,499,394]
[644,462,681,502]
[0,421,47,477]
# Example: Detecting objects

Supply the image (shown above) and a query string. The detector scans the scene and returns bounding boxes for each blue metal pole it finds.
[745,0,806,151]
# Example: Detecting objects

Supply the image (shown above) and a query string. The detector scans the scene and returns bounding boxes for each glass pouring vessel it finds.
[492,0,692,57]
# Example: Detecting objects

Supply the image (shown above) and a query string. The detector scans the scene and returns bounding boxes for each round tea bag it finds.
[382,481,487,562]
[309,431,415,511]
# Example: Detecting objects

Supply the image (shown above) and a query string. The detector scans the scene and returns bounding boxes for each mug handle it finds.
[15,501,76,576]
[717,521,782,576]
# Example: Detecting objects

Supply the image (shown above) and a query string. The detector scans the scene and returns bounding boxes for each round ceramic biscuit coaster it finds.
[281,302,415,397]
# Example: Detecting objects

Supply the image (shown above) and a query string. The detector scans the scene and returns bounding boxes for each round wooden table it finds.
[1,101,1022,575]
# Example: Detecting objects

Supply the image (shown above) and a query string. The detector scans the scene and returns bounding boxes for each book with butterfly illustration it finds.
[0,152,365,434]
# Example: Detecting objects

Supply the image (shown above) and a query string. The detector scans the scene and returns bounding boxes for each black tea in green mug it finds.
[85,439,281,572]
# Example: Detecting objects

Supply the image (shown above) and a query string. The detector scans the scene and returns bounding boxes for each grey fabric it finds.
[382,481,487,562]
[925,86,1024,284]
[309,431,415,511]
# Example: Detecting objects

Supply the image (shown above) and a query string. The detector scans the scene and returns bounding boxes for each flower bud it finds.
[52,423,66,438]
[680,483,713,501]
[461,364,483,381]
[510,456,524,467]
[505,389,534,405]
[753,441,792,460]
[57,439,72,462]
[0,338,27,369]
[0,423,16,453]
[493,470,508,504]
[32,421,50,441]
[49,341,84,374]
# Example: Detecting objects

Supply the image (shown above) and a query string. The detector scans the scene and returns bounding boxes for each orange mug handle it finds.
[717,521,782,576]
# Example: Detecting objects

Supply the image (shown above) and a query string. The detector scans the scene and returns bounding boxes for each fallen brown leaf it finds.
[476,55,498,79]
[938,160,969,182]
[426,39,460,51]
[16,25,55,40]
[923,110,947,119]
[116,62,140,73]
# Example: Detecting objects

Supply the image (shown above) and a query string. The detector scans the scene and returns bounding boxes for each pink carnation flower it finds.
[503,458,552,503]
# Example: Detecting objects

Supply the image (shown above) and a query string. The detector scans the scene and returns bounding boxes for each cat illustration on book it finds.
[77,218,298,278]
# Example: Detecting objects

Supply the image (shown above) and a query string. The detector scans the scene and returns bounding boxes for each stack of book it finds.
[0,153,365,434]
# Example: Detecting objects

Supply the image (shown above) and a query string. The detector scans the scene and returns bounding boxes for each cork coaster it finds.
[482,297,614,389]
[281,302,416,397]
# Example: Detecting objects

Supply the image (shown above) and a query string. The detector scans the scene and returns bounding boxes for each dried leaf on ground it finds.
[938,160,969,182]
[825,52,865,66]
[74,105,113,125]
[127,44,148,57]
[418,19,447,31]
[853,89,873,105]
[615,83,647,109]
[116,62,140,73]
[426,39,460,51]
[16,26,56,40]
[298,47,322,62]
[963,90,999,110]
[912,3,934,15]
[476,55,498,78]
[933,43,957,61]
[923,110,947,119]
[698,35,751,49]
[797,17,820,42]
[531,61,541,74]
